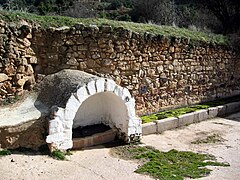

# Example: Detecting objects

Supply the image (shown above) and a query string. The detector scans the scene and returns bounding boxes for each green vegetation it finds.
[141,96,240,123]
[191,133,225,144]
[51,150,72,160]
[141,105,210,123]
[51,150,66,160]
[0,10,229,45]
[0,149,11,156]
[112,145,229,180]
[0,95,20,106]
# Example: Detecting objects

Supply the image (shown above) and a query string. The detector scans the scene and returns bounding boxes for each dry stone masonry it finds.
[0,20,240,115]
[0,20,37,102]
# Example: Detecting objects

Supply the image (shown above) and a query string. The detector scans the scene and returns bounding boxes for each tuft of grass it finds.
[0,10,229,45]
[0,149,11,156]
[191,133,225,144]
[112,145,229,180]
[51,150,66,160]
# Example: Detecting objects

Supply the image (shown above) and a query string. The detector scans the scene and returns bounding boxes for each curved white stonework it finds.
[46,78,142,150]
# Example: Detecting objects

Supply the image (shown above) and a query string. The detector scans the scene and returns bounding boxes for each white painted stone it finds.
[54,107,65,121]
[106,79,116,91]
[49,118,64,134]
[87,81,96,95]
[122,88,132,101]
[95,78,105,92]
[128,118,142,135]
[58,140,73,150]
[126,105,136,118]
[113,86,124,97]
[77,87,89,103]
[65,95,81,113]
[64,108,77,121]
[63,120,73,129]
[46,133,64,143]
[63,129,72,140]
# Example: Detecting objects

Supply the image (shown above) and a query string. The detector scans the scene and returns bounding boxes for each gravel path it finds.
[1,113,240,180]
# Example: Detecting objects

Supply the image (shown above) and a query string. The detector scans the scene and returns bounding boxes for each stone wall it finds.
[0,21,240,115]
[0,20,37,102]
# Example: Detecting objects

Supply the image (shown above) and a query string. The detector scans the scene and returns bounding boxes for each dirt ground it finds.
[1,112,240,180]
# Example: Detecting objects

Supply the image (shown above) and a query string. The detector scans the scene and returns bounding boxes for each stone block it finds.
[77,87,89,103]
[178,113,195,127]
[63,121,73,129]
[63,129,73,140]
[217,105,226,117]
[57,140,73,150]
[194,109,209,122]
[155,117,178,133]
[46,133,64,143]
[49,118,64,134]
[142,122,157,135]
[64,108,76,121]
[106,79,116,91]
[96,78,105,92]
[0,73,8,82]
[87,81,96,95]
[225,102,240,115]
[208,107,218,118]
[65,95,81,113]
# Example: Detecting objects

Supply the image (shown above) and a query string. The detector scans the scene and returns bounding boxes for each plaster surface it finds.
[0,94,47,127]
[73,92,128,133]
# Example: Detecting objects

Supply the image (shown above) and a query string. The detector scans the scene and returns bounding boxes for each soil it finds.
[0,112,240,180]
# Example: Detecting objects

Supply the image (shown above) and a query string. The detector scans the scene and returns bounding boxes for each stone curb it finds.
[142,101,240,135]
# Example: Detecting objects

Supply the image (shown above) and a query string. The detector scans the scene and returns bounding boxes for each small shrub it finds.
[51,150,66,160]
[0,149,11,156]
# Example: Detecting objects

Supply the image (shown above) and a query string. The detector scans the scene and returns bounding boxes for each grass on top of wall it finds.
[0,10,229,45]
[141,104,210,123]
[141,96,240,123]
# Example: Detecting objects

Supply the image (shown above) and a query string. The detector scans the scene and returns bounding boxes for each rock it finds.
[0,73,8,82]
[25,65,34,75]
[17,78,26,87]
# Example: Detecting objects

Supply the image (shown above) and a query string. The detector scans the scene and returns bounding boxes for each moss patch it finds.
[191,133,225,144]
[111,145,229,180]
[0,10,229,45]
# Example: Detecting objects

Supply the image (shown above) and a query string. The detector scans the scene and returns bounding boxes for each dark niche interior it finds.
[72,124,111,138]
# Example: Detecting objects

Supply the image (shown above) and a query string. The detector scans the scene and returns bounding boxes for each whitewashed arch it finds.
[46,78,142,150]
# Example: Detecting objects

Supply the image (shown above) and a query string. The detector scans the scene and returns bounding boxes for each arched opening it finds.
[72,92,129,149]
[45,72,142,151]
